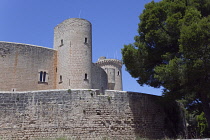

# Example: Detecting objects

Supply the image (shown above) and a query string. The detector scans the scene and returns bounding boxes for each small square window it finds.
[11,88,16,92]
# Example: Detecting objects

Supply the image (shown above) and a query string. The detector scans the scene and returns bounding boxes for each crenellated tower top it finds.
[96,56,123,91]
[96,56,123,68]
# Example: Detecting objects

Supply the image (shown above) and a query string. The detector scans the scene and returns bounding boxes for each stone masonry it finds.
[0,18,184,140]
[0,89,167,139]
[0,42,57,91]
[0,18,122,92]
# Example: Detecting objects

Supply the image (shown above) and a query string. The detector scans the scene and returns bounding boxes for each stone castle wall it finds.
[0,89,167,139]
[0,18,123,92]
[91,63,108,93]
[0,42,57,91]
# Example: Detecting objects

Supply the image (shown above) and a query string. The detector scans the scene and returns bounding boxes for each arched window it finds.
[117,71,120,76]
[40,71,43,82]
[85,73,88,80]
[43,72,46,82]
[38,70,48,83]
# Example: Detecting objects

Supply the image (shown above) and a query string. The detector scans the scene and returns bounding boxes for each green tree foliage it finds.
[197,112,208,136]
[180,99,208,137]
[122,0,210,135]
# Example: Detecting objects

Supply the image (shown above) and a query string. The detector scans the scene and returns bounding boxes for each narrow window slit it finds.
[85,73,88,80]
[59,75,62,84]
[60,75,62,82]
[61,39,63,45]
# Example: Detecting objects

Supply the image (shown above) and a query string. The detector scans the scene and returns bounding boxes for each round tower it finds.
[96,57,123,91]
[54,18,92,89]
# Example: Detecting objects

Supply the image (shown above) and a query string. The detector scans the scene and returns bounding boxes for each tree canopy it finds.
[122,0,210,135]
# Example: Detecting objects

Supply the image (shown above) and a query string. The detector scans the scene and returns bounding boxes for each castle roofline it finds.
[0,41,55,51]
[54,18,91,29]
[96,58,123,67]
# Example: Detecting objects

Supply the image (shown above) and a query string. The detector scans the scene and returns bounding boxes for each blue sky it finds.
[0,0,162,95]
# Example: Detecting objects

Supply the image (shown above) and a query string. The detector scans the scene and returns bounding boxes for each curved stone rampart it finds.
[0,89,169,139]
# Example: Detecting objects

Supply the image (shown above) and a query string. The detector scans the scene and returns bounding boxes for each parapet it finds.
[54,18,91,29]
[0,41,55,51]
[96,56,123,68]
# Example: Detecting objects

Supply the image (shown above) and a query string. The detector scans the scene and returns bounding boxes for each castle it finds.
[0,18,122,92]
[0,18,185,139]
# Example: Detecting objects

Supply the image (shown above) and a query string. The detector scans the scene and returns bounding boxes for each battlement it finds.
[96,57,123,67]
[54,18,91,29]
[0,18,185,139]
[94,56,123,90]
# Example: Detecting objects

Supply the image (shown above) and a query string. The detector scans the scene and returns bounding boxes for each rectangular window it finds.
[85,38,87,43]
[59,75,63,84]
[60,39,63,47]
